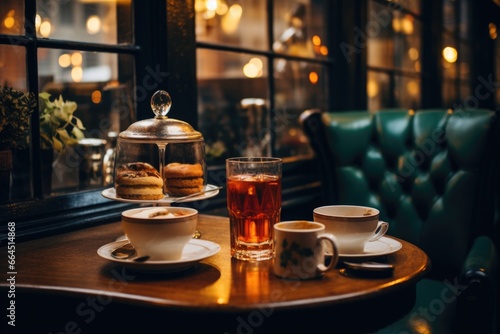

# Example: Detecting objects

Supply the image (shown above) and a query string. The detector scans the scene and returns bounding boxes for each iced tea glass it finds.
[226,157,282,261]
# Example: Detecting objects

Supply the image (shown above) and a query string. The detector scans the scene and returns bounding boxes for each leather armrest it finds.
[456,235,498,333]
[461,235,498,283]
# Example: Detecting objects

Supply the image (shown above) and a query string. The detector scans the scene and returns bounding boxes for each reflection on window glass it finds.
[394,75,420,109]
[459,42,470,80]
[393,11,421,72]
[0,44,27,91]
[367,71,390,111]
[274,59,326,157]
[441,34,458,80]
[391,0,421,14]
[0,45,32,202]
[273,0,329,59]
[458,0,469,39]
[442,79,456,107]
[38,49,135,194]
[442,0,457,32]
[35,0,132,44]
[197,49,269,164]
[195,0,267,50]
[367,1,394,68]
[459,82,470,103]
[0,1,24,35]
[367,1,421,72]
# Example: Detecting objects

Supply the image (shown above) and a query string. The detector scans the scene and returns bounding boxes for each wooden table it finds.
[1,214,430,333]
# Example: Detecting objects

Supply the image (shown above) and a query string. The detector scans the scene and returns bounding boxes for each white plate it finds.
[97,239,220,273]
[339,236,402,258]
[101,184,220,204]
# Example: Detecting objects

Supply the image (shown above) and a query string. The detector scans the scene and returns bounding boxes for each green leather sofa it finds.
[300,108,499,333]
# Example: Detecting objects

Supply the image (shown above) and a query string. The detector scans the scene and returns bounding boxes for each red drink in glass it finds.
[226,158,282,261]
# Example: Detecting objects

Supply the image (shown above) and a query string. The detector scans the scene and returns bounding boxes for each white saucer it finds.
[101,184,220,204]
[339,236,402,258]
[97,239,220,273]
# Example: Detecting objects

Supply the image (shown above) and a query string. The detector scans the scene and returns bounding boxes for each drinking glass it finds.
[226,157,282,261]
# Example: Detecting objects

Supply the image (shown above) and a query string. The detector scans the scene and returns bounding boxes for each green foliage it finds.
[39,92,85,152]
[0,86,36,150]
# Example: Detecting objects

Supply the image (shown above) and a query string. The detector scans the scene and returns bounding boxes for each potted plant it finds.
[38,92,86,194]
[0,85,36,150]
[0,85,37,201]
[39,92,86,152]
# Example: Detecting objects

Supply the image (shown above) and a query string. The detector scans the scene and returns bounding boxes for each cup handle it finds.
[368,221,389,242]
[316,233,340,273]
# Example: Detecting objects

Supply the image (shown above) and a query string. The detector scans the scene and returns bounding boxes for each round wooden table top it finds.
[5,214,430,312]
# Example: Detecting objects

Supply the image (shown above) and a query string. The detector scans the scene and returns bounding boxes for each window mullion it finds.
[266,0,276,156]
[25,0,43,198]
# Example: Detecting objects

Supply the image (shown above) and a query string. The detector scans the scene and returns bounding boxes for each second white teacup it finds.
[313,205,389,254]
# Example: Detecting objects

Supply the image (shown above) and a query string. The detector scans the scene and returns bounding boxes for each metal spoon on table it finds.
[110,243,149,262]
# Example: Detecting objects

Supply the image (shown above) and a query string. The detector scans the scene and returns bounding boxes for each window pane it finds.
[394,75,420,109]
[1,45,33,203]
[274,59,326,157]
[442,78,456,107]
[38,49,135,194]
[459,82,470,103]
[459,41,470,81]
[367,2,421,72]
[367,1,394,68]
[391,0,421,15]
[459,0,469,39]
[35,0,132,44]
[197,49,269,164]
[273,0,329,59]
[393,12,421,72]
[0,44,27,91]
[442,33,458,79]
[443,0,456,32]
[367,71,390,111]
[195,0,267,50]
[0,1,24,35]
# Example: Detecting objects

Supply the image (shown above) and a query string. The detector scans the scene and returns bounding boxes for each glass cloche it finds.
[113,90,206,200]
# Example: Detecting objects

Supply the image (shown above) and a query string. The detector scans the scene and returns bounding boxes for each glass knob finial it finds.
[151,90,172,117]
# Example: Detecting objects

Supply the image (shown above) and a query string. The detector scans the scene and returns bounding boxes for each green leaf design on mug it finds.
[279,239,313,268]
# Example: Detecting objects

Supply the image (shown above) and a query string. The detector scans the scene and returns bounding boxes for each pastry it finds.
[115,162,164,200]
[164,162,204,196]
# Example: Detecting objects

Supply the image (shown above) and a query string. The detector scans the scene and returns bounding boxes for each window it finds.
[441,0,472,106]
[195,0,332,164]
[366,0,422,111]
[1,0,135,202]
[0,1,141,240]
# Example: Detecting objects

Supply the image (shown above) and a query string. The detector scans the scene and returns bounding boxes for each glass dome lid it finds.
[119,90,202,143]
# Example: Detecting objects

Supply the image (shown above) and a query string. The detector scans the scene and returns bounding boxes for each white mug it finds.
[313,205,389,254]
[273,221,339,280]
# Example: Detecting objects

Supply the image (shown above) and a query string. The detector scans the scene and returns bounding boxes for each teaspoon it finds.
[110,243,149,262]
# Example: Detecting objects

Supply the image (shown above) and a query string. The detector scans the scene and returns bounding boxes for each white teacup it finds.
[313,205,389,254]
[121,207,198,261]
[273,221,339,280]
